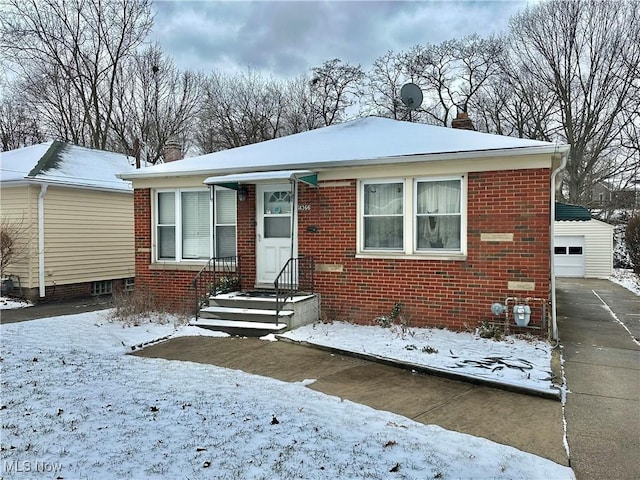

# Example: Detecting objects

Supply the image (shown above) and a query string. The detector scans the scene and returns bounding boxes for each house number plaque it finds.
[297,204,311,211]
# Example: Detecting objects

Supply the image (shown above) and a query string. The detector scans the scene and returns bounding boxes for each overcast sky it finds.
[150,0,532,78]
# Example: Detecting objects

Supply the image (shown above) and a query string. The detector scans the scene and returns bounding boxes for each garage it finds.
[554,203,614,279]
[554,235,585,277]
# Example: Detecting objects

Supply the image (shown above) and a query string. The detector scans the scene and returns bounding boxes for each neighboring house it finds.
[0,141,136,302]
[554,202,614,278]
[589,180,638,210]
[120,116,570,337]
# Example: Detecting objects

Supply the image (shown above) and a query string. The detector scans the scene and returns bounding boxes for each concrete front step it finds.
[189,318,287,337]
[199,305,294,323]
[210,291,315,311]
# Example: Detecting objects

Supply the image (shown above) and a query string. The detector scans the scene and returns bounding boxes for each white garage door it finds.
[554,235,585,277]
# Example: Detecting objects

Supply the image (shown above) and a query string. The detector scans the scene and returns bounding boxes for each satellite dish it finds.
[400,83,423,110]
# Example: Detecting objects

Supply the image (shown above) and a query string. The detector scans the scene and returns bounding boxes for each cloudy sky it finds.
[150,0,533,78]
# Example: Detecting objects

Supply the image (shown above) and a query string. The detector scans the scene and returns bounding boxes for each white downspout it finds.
[550,151,569,341]
[38,184,48,298]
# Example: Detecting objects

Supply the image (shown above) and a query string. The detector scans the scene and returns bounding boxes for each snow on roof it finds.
[1,141,135,191]
[121,116,570,180]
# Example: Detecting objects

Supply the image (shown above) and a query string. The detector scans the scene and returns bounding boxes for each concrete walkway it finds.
[0,296,112,324]
[135,335,568,466]
[556,278,640,480]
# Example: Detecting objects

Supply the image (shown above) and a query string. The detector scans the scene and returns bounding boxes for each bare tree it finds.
[280,75,323,134]
[509,0,640,205]
[110,45,204,164]
[194,69,288,153]
[471,66,558,140]
[0,0,153,149]
[309,58,364,126]
[406,35,504,126]
[0,92,46,151]
[0,216,29,280]
[362,50,414,121]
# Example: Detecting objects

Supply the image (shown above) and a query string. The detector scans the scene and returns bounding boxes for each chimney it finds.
[163,137,183,162]
[451,111,475,131]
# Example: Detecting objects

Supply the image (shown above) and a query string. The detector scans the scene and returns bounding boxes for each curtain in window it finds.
[364,182,403,249]
[215,189,237,257]
[182,191,210,259]
[416,180,461,249]
[157,192,176,259]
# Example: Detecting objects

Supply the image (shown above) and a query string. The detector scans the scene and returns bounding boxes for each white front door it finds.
[256,183,296,285]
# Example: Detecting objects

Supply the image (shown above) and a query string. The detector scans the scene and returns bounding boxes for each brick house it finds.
[120,117,570,338]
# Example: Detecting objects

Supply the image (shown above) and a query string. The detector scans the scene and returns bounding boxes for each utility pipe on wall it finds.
[38,183,48,298]
[550,149,569,341]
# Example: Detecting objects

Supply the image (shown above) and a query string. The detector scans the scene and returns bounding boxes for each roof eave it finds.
[119,144,570,181]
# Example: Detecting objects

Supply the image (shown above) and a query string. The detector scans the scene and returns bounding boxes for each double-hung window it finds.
[415,179,462,251]
[359,176,465,257]
[155,187,237,262]
[362,180,404,250]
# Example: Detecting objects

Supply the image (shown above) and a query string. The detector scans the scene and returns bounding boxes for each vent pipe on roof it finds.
[451,110,475,131]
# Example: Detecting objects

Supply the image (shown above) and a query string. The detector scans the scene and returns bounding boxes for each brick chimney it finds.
[163,137,183,162]
[451,111,475,131]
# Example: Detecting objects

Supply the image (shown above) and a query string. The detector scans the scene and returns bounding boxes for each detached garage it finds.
[554,203,613,278]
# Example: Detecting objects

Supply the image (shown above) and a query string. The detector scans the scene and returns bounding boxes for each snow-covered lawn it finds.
[0,296,31,310]
[0,311,574,479]
[282,322,557,395]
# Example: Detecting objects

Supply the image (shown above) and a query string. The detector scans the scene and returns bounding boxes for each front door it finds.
[256,183,296,285]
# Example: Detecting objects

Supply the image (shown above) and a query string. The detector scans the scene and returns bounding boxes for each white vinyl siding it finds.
[41,187,134,286]
[0,185,38,288]
[554,220,613,278]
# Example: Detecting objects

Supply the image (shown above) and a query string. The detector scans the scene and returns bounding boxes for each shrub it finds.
[626,216,640,275]
[477,321,503,341]
[109,287,188,326]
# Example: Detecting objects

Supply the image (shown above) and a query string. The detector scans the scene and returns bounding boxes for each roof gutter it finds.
[549,149,570,341]
[38,183,48,298]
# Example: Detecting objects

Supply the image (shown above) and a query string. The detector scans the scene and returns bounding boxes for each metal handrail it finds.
[274,256,314,324]
[192,256,241,320]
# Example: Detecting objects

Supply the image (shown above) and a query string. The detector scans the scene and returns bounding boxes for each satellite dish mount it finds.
[400,83,423,122]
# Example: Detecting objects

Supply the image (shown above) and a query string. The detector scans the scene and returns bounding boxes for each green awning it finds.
[204,170,318,188]
[555,202,591,221]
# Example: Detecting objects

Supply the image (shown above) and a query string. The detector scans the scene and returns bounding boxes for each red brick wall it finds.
[132,168,552,328]
[296,169,551,330]
[133,189,194,313]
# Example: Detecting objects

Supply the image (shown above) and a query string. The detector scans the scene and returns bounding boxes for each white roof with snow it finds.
[0,141,135,191]
[120,116,569,180]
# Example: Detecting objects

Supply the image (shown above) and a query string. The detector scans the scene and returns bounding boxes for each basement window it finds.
[91,280,113,296]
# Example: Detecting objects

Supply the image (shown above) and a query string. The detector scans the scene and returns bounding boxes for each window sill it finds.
[149,262,207,272]
[355,252,467,261]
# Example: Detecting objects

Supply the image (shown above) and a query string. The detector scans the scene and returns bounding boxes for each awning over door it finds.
[204,170,318,189]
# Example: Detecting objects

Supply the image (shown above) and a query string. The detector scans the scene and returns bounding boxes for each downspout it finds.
[550,150,569,341]
[38,184,48,298]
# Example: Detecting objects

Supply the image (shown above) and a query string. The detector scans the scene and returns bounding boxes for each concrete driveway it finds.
[556,278,640,480]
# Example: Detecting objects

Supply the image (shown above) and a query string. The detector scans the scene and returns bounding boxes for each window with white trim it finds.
[359,176,465,256]
[362,180,404,250]
[155,187,236,262]
[415,179,462,251]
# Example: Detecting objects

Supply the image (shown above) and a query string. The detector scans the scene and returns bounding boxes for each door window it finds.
[264,191,292,238]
